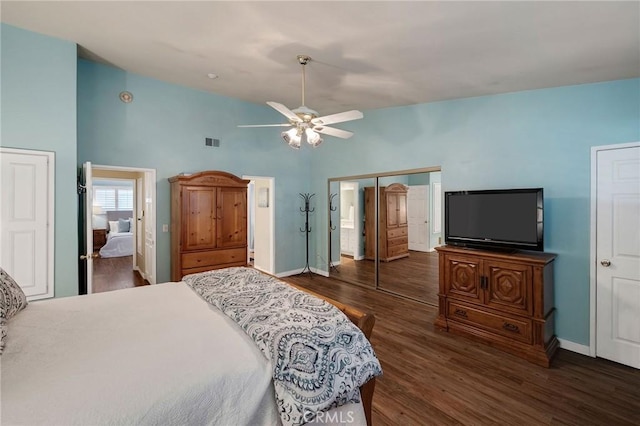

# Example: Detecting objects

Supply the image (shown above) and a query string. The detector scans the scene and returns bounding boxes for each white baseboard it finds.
[311,267,329,277]
[275,268,329,278]
[558,338,592,356]
[354,255,364,261]
[275,268,303,277]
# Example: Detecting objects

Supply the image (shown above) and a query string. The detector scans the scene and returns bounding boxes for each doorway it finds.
[80,163,157,294]
[244,176,275,275]
[591,142,640,369]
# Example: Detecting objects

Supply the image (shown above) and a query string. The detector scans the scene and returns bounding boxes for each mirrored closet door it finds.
[328,168,443,305]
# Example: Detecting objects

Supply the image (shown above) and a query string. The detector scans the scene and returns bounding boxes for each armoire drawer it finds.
[447,300,532,344]
[388,236,408,247]
[387,243,409,258]
[182,247,247,269]
[387,227,408,239]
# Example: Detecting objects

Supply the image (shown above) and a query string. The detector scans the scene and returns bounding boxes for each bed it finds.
[1,267,381,426]
[99,231,134,258]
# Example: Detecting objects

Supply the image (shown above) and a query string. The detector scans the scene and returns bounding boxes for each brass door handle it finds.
[80,253,99,260]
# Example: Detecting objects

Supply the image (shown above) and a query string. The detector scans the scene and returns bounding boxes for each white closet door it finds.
[0,148,54,300]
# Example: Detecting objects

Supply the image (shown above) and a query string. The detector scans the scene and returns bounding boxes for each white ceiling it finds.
[2,1,638,116]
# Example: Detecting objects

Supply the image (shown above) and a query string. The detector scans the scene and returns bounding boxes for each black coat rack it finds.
[299,193,315,277]
[328,193,338,272]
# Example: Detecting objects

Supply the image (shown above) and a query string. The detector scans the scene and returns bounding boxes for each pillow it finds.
[109,220,119,233]
[0,267,28,354]
[118,218,131,233]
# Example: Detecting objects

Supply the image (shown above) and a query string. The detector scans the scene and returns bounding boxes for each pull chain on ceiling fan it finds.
[238,55,363,149]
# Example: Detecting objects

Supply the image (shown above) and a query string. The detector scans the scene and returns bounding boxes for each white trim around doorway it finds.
[92,164,157,286]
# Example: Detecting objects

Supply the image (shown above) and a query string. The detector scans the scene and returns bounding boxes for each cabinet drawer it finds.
[447,300,532,344]
[388,236,408,247]
[387,227,407,239]
[182,247,246,269]
[387,243,408,258]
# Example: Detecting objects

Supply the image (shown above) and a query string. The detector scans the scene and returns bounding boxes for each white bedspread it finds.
[1,282,365,426]
[99,231,133,258]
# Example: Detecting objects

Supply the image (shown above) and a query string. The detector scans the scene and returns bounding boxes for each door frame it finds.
[589,141,640,357]
[90,164,157,289]
[243,175,275,275]
[0,147,55,300]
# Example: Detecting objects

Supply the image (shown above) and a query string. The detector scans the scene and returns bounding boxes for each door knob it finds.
[80,253,99,260]
[600,259,611,267]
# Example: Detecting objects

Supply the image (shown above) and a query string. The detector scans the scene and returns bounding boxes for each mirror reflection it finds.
[328,170,443,305]
[376,172,441,304]
[329,178,375,287]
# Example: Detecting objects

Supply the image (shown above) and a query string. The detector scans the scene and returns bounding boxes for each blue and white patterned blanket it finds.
[183,267,382,426]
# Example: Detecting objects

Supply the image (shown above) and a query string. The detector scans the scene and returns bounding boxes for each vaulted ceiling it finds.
[2,1,638,116]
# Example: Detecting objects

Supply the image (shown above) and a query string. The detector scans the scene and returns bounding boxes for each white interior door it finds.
[0,148,54,300]
[144,171,156,284]
[408,185,429,252]
[83,162,95,294]
[596,145,640,369]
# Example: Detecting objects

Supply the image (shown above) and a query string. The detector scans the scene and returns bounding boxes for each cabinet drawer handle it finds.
[503,322,520,333]
[454,308,468,318]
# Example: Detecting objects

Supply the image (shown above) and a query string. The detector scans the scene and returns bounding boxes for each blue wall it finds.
[0,24,78,297]
[310,79,640,346]
[7,24,639,347]
[77,59,314,281]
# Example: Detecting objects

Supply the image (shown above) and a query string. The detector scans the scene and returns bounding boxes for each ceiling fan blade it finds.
[312,110,363,126]
[314,126,354,139]
[238,124,292,128]
[267,101,302,123]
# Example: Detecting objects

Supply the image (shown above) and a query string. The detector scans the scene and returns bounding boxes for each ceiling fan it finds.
[238,55,363,149]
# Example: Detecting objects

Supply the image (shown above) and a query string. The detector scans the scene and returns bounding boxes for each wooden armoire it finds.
[364,183,409,262]
[169,171,249,281]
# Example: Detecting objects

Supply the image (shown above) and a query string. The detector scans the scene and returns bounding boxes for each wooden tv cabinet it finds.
[434,245,558,367]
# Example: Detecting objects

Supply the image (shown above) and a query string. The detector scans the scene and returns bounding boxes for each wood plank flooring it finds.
[330,251,439,305]
[282,274,640,426]
[93,255,148,293]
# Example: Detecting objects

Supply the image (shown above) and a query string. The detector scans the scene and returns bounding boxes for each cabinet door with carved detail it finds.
[444,255,484,303]
[216,187,247,248]
[484,260,532,315]
[183,186,217,251]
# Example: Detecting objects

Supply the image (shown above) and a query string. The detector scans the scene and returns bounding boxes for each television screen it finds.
[445,188,543,251]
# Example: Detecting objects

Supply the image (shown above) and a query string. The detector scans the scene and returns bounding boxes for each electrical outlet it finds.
[162,224,169,233]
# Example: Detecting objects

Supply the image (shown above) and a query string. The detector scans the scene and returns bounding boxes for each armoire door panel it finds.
[216,187,248,248]
[397,193,408,227]
[184,187,216,250]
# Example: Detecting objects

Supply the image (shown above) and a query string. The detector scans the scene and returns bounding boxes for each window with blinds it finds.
[94,187,133,211]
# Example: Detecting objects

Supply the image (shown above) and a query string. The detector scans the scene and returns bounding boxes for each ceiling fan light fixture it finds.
[282,127,302,149]
[305,128,323,147]
[239,54,363,147]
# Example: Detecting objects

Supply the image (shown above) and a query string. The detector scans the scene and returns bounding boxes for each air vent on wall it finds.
[205,138,220,147]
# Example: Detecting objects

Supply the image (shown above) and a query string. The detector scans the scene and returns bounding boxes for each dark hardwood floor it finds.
[282,274,640,426]
[93,255,148,293]
[330,251,439,305]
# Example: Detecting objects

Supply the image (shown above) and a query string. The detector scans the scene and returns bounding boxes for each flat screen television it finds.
[444,188,544,252]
